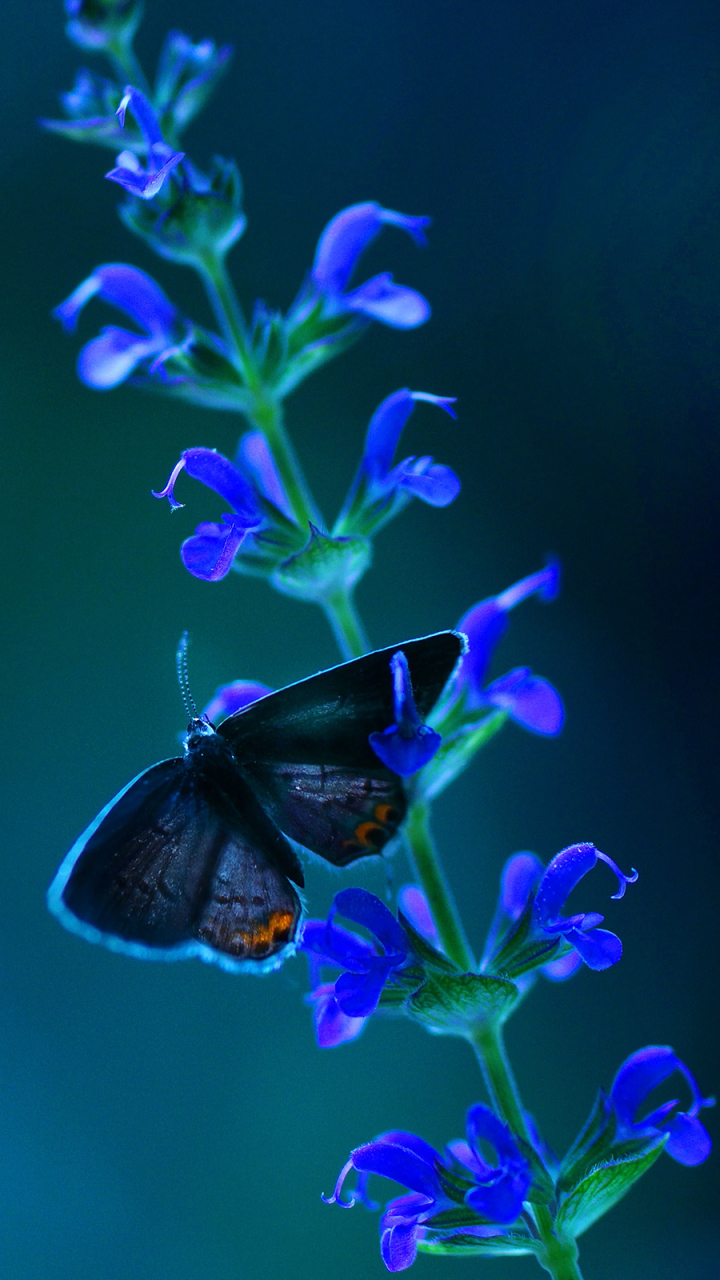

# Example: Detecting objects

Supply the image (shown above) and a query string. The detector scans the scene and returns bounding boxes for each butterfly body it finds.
[48,632,463,972]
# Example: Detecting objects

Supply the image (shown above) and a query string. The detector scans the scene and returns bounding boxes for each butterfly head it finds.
[184,714,219,753]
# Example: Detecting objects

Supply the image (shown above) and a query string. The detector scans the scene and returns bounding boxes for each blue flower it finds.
[610,1046,713,1166]
[41,69,130,148]
[453,563,563,735]
[64,0,141,53]
[484,853,582,981]
[311,202,431,329]
[335,389,460,536]
[300,888,417,1047]
[105,86,184,199]
[202,679,272,725]
[54,263,182,388]
[490,843,638,976]
[397,885,442,952]
[153,447,266,581]
[324,1104,532,1272]
[154,30,232,131]
[369,652,442,776]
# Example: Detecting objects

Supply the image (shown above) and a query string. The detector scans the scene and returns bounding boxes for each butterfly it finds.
[48,632,462,973]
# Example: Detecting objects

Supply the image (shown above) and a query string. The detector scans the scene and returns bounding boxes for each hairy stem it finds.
[323,589,369,660]
[404,799,475,971]
[471,1024,584,1280]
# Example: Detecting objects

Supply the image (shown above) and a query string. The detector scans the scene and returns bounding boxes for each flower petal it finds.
[332,887,410,957]
[335,959,395,1017]
[565,925,622,970]
[345,273,430,328]
[180,517,251,581]
[485,669,564,735]
[500,853,545,919]
[533,843,599,927]
[237,431,294,518]
[542,950,583,981]
[54,263,177,337]
[398,886,441,950]
[395,459,461,507]
[202,680,271,724]
[182,447,261,521]
[380,1220,420,1272]
[370,723,441,775]
[77,326,157,388]
[456,600,509,696]
[350,1140,441,1198]
[611,1046,694,1128]
[663,1112,712,1166]
[312,202,430,294]
[310,985,367,1047]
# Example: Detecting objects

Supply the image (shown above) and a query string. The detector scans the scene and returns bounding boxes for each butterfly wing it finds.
[48,758,302,972]
[217,631,462,867]
[218,631,463,767]
[243,759,407,867]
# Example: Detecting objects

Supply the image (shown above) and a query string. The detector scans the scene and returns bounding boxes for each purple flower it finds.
[153,447,265,581]
[311,202,431,329]
[369,652,442,776]
[490,843,637,975]
[300,888,416,1047]
[610,1047,713,1166]
[64,0,141,53]
[105,86,184,199]
[235,431,294,520]
[324,1104,532,1272]
[336,390,460,536]
[202,680,272,725]
[454,563,563,735]
[54,263,181,388]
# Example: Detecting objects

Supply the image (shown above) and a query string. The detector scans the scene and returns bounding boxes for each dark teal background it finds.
[2,0,719,1275]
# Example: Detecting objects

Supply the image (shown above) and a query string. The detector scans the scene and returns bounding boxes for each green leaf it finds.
[421,712,508,800]
[419,1228,539,1258]
[555,1138,668,1237]
[396,910,460,974]
[515,1136,556,1205]
[408,971,518,1034]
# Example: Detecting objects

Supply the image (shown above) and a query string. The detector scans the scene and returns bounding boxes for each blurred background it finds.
[2,0,719,1275]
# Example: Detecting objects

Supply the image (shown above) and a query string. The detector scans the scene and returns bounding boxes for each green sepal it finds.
[557,1090,615,1194]
[515,1137,556,1205]
[421,710,508,800]
[251,308,289,384]
[555,1137,668,1238]
[272,298,367,396]
[145,328,254,412]
[396,910,460,975]
[408,971,518,1035]
[376,964,427,1010]
[272,525,371,603]
[487,894,560,979]
[419,1227,539,1258]
[119,159,246,264]
[433,1166,476,1205]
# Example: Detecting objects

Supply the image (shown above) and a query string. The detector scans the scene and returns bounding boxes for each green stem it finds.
[107,41,151,96]
[197,251,255,384]
[471,1024,584,1280]
[323,589,369,659]
[404,799,475,971]
[196,253,320,531]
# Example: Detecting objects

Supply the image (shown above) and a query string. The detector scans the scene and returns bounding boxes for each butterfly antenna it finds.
[176,632,199,721]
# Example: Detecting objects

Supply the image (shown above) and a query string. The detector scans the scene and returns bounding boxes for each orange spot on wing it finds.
[374,803,399,827]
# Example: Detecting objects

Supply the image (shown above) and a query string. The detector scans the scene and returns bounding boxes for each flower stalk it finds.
[404,797,475,972]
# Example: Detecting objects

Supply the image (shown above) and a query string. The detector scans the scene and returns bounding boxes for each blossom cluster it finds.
[46,3,713,1278]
